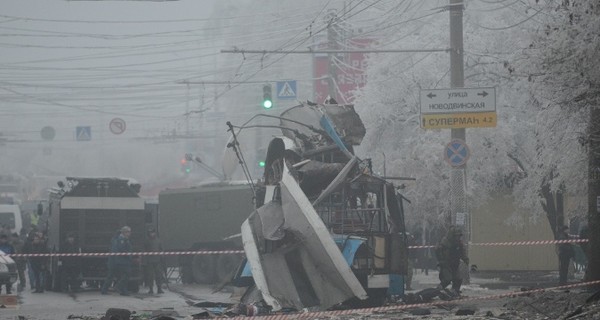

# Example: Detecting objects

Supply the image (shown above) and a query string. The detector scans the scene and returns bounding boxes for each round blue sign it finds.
[444,139,470,167]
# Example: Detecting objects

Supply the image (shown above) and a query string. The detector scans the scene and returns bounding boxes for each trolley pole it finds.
[326,11,339,101]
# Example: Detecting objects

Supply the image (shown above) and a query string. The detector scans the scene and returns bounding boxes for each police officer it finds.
[435,226,469,296]
[101,226,132,296]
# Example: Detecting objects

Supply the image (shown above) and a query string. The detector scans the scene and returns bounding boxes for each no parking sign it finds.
[444,139,470,167]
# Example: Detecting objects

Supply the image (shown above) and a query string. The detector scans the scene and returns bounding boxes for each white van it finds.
[0,204,23,235]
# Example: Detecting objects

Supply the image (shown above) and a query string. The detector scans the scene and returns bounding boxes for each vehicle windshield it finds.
[0,212,16,229]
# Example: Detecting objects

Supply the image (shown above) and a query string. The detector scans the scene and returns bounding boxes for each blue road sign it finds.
[444,139,469,167]
[276,80,297,100]
[76,126,91,141]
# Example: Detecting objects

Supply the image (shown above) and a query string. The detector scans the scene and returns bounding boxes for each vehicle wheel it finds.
[191,255,216,284]
[215,255,244,283]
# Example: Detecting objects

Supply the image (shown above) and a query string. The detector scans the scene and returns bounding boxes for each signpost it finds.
[40,126,56,141]
[75,126,91,141]
[109,118,126,135]
[444,139,470,167]
[276,80,297,100]
[422,112,496,129]
[420,87,496,129]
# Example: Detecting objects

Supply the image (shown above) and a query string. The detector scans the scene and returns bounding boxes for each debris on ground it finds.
[503,289,598,319]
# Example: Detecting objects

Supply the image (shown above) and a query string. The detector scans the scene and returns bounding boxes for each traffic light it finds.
[262,84,273,109]
[257,148,267,168]
[180,158,192,174]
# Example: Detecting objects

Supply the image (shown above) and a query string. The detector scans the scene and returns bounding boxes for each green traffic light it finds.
[262,84,273,109]
[258,161,266,167]
[185,167,191,173]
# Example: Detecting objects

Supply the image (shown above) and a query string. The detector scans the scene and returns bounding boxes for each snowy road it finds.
[1,270,585,319]
[3,283,235,320]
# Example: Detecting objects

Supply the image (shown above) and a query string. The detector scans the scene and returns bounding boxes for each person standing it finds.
[25,233,48,293]
[558,225,574,285]
[101,226,133,296]
[0,234,15,294]
[405,233,416,291]
[10,233,26,292]
[144,228,164,294]
[60,233,82,292]
[435,226,469,296]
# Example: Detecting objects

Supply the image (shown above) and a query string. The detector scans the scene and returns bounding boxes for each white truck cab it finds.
[0,204,23,235]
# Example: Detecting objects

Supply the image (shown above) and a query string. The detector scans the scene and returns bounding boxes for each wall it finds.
[470,193,558,271]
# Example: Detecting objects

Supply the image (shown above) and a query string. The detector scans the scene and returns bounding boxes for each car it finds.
[0,250,18,290]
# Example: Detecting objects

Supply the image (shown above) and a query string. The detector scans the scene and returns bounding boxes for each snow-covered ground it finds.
[1,269,586,319]
[2,283,234,320]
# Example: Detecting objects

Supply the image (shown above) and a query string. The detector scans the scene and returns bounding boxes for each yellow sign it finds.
[421,112,497,129]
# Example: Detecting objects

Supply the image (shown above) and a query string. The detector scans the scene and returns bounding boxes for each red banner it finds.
[313,38,374,104]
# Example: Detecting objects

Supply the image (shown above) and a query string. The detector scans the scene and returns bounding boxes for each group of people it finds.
[0,229,49,294]
[0,225,165,296]
[101,226,166,296]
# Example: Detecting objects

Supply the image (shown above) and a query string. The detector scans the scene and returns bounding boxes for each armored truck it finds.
[158,182,254,284]
[47,177,147,292]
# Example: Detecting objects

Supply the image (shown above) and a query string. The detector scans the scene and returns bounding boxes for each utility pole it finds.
[449,0,466,230]
[449,0,469,282]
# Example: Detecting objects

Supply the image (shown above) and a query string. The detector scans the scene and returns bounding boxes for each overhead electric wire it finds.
[467,0,545,30]
[0,0,400,122]
[0,4,330,25]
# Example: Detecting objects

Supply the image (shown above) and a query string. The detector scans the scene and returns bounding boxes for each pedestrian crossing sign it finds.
[76,126,91,141]
[276,80,297,100]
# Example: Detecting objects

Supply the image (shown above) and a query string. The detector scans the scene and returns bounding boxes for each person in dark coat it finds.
[405,233,416,291]
[24,233,48,293]
[558,225,574,285]
[144,228,164,294]
[101,226,132,295]
[0,234,15,294]
[435,226,469,295]
[10,233,26,292]
[60,233,82,292]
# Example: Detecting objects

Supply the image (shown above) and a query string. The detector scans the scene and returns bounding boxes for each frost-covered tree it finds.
[353,1,528,232]
[512,0,600,282]
[353,0,599,279]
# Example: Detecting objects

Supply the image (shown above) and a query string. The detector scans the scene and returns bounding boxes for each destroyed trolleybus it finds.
[235,102,409,311]
[47,177,147,292]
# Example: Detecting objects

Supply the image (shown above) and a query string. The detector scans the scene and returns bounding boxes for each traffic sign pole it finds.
[449,0,470,284]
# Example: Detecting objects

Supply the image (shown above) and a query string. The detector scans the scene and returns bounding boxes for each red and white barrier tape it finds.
[408,238,589,249]
[3,238,589,257]
[6,250,245,258]
[214,280,600,320]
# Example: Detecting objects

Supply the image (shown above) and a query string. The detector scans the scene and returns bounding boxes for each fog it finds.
[0,0,245,197]
[1,0,373,198]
